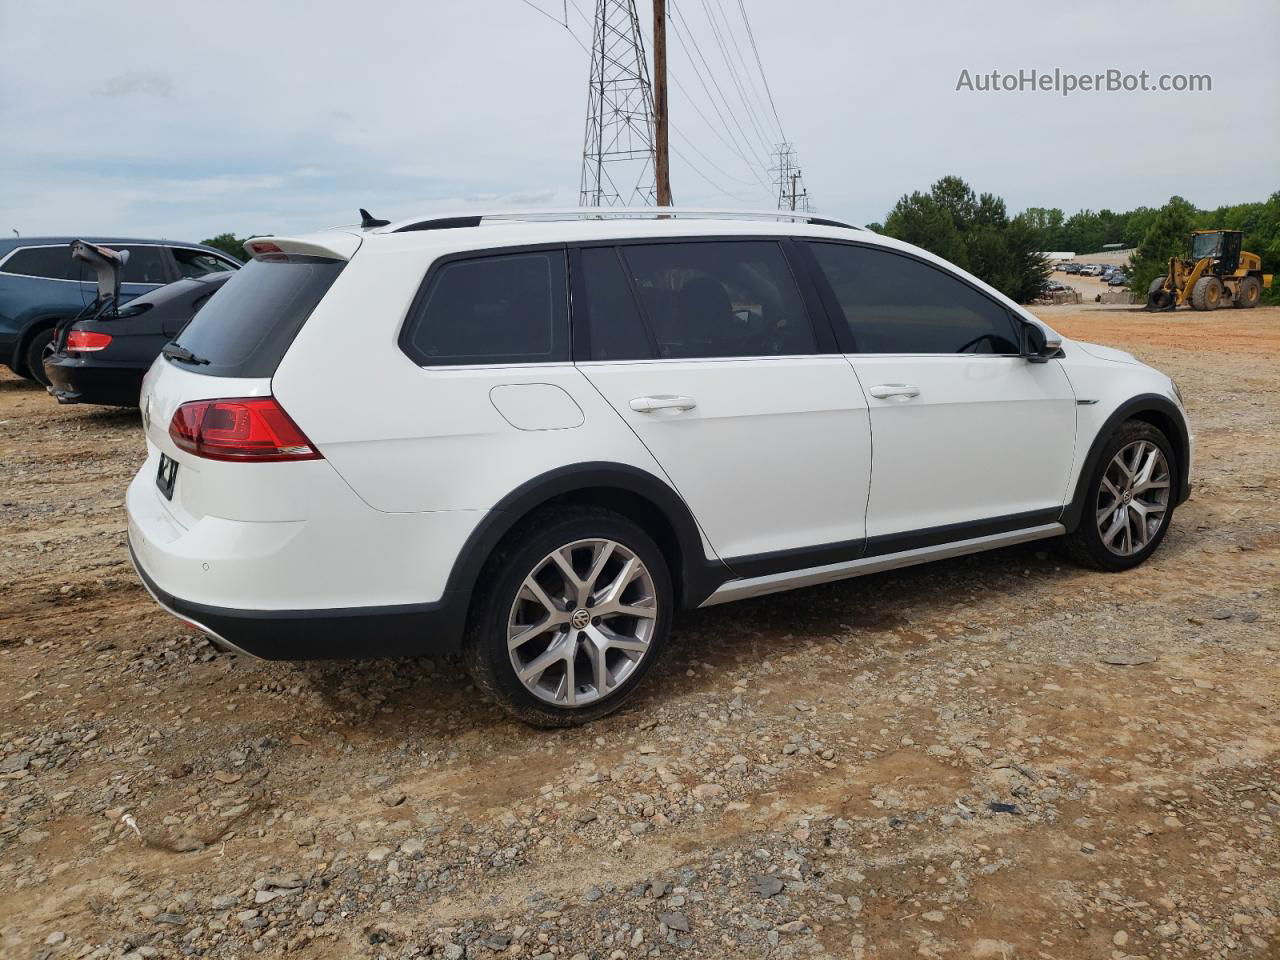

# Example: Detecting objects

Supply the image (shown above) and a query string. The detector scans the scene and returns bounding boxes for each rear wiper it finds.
[162,342,210,365]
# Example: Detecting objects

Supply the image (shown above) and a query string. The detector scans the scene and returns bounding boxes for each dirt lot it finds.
[2,307,1277,960]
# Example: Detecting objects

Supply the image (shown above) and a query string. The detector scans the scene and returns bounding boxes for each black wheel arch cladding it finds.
[1061,393,1190,533]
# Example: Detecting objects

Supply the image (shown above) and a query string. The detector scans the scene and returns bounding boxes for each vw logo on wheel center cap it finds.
[570,608,592,630]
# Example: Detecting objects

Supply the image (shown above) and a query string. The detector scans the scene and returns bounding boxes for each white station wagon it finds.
[128,209,1192,725]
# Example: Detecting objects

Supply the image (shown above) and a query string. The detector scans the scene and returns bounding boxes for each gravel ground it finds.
[1,306,1277,960]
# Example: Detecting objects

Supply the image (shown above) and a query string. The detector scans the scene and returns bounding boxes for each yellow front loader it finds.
[1146,229,1272,310]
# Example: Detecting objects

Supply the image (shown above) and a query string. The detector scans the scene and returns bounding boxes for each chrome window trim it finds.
[0,242,170,285]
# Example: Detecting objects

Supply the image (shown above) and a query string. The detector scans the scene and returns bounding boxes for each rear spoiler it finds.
[69,240,128,307]
[242,233,361,262]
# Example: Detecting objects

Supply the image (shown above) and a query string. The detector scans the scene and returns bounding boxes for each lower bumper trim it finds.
[127,541,466,660]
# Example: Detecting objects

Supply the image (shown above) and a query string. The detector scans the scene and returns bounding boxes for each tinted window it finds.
[618,241,815,359]
[402,250,569,366]
[174,248,237,278]
[2,246,73,280]
[580,246,652,361]
[173,256,345,378]
[810,242,1019,354]
[118,245,170,285]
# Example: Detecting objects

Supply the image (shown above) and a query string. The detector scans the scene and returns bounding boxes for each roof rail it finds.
[385,207,862,234]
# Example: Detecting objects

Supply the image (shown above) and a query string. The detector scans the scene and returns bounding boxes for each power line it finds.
[711,0,783,143]
[519,0,779,205]
[734,0,784,140]
[667,0,772,173]
[566,1,767,195]
[515,0,567,27]
[572,0,771,192]
[696,0,776,157]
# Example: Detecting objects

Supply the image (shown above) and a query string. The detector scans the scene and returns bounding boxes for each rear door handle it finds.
[629,395,697,413]
[868,383,920,400]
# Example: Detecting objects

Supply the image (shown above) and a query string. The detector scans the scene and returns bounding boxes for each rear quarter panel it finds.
[271,242,686,518]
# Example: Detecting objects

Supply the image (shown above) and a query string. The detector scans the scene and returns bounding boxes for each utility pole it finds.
[652,0,672,206]
[770,142,813,213]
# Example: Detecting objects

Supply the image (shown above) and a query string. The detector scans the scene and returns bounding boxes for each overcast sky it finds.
[1,0,1276,241]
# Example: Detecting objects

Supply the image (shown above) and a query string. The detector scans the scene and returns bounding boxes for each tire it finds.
[1233,276,1261,309]
[464,507,673,727]
[1064,420,1177,572]
[1190,275,1223,311]
[1146,276,1174,311]
[22,326,56,386]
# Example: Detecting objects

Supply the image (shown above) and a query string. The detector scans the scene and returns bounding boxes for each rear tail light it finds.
[66,330,113,352]
[168,396,321,462]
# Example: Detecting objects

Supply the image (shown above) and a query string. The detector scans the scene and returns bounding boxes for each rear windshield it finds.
[171,256,344,377]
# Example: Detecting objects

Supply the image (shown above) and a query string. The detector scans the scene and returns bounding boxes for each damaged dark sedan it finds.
[43,241,233,407]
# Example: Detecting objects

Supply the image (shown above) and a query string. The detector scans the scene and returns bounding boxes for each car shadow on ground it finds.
[284,538,1077,734]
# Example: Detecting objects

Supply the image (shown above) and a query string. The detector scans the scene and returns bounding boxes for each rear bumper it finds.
[124,450,482,659]
[128,541,464,659]
[44,354,144,406]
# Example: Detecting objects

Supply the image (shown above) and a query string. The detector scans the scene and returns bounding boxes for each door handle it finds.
[868,383,920,400]
[629,395,697,413]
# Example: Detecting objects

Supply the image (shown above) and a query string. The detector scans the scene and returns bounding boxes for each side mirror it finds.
[1022,322,1062,363]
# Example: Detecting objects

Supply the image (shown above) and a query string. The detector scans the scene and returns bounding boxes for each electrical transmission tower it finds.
[580,0,659,206]
[770,142,812,212]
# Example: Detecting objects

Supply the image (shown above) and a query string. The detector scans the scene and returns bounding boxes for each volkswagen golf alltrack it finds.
[127,209,1192,725]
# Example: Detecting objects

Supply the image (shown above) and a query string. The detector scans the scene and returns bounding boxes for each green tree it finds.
[200,233,249,262]
[1127,196,1197,296]
[879,176,1047,303]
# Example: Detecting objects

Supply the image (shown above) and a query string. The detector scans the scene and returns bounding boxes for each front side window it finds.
[616,240,816,359]
[402,250,569,366]
[809,242,1020,355]
[1,246,73,280]
[174,248,238,278]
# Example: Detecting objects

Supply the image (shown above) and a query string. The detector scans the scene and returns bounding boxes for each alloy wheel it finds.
[1096,440,1171,556]
[507,538,658,708]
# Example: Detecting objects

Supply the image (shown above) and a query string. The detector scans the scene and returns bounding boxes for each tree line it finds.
[868,178,1279,304]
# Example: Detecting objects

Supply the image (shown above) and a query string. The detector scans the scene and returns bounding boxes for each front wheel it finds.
[464,507,673,727]
[1233,276,1261,309]
[1064,421,1177,571]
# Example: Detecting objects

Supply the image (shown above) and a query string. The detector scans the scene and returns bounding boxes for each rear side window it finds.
[1,246,73,280]
[401,250,569,366]
[172,256,345,378]
[118,246,171,285]
[809,242,1020,354]
[617,241,816,359]
[580,246,652,361]
[174,248,238,278]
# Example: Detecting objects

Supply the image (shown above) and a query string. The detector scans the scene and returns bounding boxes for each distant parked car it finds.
[1064,263,1083,274]
[1107,272,1130,286]
[44,272,234,407]
[0,237,239,385]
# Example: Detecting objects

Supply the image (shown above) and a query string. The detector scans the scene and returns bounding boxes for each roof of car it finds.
[0,236,233,256]
[306,209,875,259]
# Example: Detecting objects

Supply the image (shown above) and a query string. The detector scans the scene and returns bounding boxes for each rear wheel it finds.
[1233,276,1261,309]
[1190,275,1223,311]
[22,326,55,386]
[1064,421,1176,571]
[464,507,672,727]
